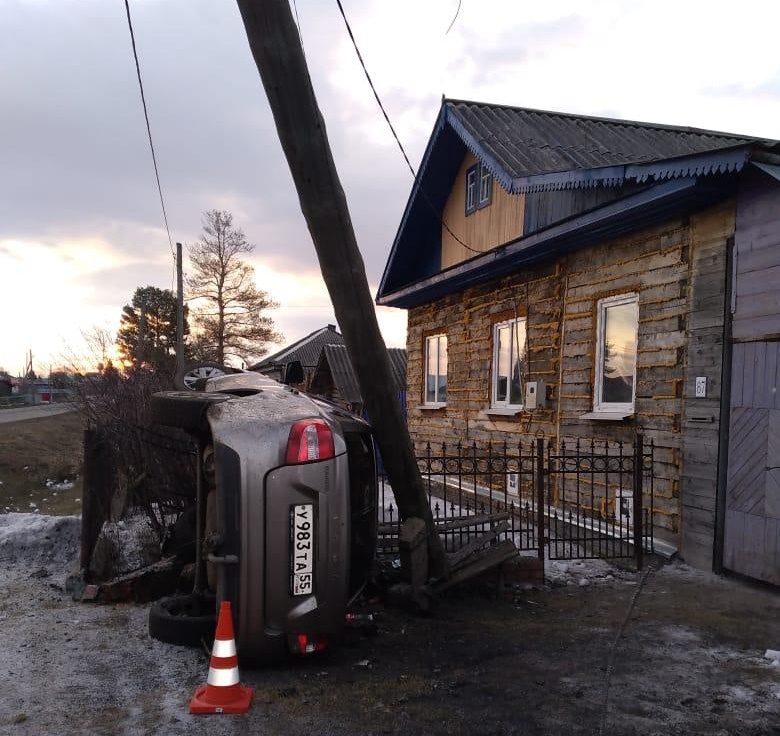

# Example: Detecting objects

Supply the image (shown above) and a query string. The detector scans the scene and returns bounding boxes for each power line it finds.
[122,0,176,265]
[334,0,481,255]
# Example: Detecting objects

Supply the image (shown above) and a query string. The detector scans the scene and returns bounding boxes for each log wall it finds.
[406,201,738,550]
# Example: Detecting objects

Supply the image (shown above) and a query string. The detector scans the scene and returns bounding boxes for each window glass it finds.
[492,318,526,407]
[597,296,638,409]
[425,335,447,405]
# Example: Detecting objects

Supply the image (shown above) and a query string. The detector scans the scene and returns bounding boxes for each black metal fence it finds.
[378,436,655,569]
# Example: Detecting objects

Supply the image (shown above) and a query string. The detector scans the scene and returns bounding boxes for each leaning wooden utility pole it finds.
[234,0,448,579]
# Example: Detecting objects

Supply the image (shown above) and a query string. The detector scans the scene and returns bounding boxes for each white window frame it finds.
[424,334,447,407]
[479,165,493,205]
[491,317,526,409]
[465,166,478,214]
[593,293,639,414]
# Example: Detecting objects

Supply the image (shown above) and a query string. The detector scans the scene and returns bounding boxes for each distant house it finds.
[0,372,14,398]
[250,324,345,389]
[310,344,407,416]
[377,98,780,585]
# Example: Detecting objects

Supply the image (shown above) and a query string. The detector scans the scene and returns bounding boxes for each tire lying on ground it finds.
[151,391,229,434]
[148,593,217,647]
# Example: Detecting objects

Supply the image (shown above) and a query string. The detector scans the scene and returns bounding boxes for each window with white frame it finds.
[465,163,493,215]
[424,334,447,406]
[491,317,526,408]
[594,293,639,413]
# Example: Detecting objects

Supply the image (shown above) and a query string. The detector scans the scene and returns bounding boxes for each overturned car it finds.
[149,370,378,665]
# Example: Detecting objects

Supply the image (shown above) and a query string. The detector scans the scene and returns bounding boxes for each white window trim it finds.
[593,293,638,414]
[491,317,526,410]
[424,334,447,407]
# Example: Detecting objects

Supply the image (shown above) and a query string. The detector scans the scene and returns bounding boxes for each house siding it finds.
[440,151,525,269]
[407,201,737,549]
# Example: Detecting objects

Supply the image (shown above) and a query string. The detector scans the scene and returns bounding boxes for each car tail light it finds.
[285,419,335,464]
[289,634,329,655]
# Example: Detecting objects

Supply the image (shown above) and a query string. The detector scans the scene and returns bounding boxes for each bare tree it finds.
[187,210,282,365]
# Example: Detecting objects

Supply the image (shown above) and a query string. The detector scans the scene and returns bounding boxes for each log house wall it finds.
[406,201,737,549]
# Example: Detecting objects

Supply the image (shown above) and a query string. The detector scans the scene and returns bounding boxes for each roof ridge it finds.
[444,98,770,142]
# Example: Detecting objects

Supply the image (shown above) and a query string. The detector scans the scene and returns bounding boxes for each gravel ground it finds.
[1,513,778,736]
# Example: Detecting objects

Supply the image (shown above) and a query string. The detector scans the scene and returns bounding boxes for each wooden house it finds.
[249,324,345,390]
[377,99,780,584]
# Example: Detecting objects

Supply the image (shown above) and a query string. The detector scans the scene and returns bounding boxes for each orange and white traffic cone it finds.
[189,601,253,715]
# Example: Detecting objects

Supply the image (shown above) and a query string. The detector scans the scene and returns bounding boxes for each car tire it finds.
[151,391,228,433]
[148,593,217,647]
[175,362,230,391]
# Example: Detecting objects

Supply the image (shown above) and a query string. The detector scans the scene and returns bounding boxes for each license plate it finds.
[290,504,314,596]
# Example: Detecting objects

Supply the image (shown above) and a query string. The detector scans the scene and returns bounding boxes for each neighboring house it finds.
[309,344,407,416]
[377,99,780,584]
[0,372,14,398]
[250,324,345,390]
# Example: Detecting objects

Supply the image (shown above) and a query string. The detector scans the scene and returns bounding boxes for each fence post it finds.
[536,438,545,561]
[80,428,111,574]
[633,434,644,570]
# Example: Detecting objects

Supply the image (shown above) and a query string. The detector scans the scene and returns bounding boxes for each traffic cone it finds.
[189,601,253,715]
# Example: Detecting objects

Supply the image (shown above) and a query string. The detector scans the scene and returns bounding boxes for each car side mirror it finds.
[284,360,305,385]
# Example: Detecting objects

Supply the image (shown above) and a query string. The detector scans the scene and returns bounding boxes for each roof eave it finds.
[377,175,733,308]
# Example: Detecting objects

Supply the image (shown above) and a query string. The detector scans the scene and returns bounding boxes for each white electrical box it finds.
[616,489,633,526]
[525,380,545,410]
[695,376,707,398]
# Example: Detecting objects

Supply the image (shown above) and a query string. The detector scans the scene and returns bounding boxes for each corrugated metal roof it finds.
[320,345,406,404]
[250,325,344,370]
[446,100,767,192]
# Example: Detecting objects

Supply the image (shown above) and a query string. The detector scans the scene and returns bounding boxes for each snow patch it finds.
[764,649,780,667]
[0,512,80,568]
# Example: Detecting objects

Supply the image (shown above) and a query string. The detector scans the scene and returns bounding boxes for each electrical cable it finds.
[334,0,481,255]
[122,0,176,268]
[445,0,462,35]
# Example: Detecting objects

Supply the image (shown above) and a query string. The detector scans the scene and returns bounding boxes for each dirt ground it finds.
[0,514,778,736]
[0,411,84,515]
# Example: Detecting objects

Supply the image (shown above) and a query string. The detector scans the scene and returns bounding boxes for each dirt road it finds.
[1,514,778,736]
[0,404,75,425]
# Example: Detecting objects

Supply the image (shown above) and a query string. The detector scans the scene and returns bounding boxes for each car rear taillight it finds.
[285,419,335,464]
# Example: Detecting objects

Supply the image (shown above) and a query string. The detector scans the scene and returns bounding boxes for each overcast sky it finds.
[2,0,780,374]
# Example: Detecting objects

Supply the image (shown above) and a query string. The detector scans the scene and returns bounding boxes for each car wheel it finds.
[175,362,230,391]
[151,391,229,433]
[148,593,216,647]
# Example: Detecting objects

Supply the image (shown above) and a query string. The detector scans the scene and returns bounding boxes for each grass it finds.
[0,410,85,515]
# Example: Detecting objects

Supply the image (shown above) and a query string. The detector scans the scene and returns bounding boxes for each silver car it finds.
[150,371,378,665]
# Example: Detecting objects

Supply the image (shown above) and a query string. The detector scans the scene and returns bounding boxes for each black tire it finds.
[148,593,217,647]
[175,362,230,391]
[151,391,228,433]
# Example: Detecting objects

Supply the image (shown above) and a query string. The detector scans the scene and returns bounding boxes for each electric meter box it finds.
[525,380,545,410]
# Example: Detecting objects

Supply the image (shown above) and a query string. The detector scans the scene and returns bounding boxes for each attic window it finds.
[465,163,493,215]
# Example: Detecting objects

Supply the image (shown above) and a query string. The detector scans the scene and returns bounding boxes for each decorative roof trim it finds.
[445,106,752,193]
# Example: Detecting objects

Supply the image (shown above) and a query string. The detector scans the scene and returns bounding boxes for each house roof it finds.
[250,324,344,371]
[377,99,780,307]
[314,345,406,404]
[447,100,768,193]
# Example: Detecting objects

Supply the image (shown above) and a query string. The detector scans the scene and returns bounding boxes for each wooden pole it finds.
[176,242,184,376]
[233,0,448,578]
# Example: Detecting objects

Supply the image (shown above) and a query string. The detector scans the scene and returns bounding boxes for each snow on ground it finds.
[0,512,80,569]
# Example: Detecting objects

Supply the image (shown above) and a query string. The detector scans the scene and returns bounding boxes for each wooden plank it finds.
[763,343,778,410]
[731,342,745,408]
[433,540,518,593]
[448,520,510,568]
